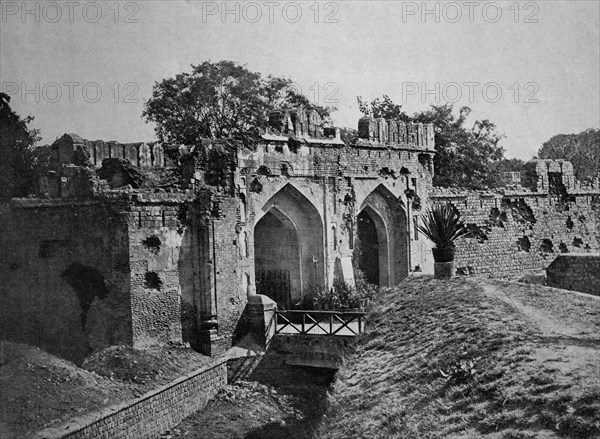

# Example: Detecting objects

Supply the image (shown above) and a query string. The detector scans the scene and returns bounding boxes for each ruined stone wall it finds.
[52,133,166,169]
[546,254,600,296]
[2,115,438,360]
[0,200,132,363]
[207,195,249,355]
[126,197,187,349]
[431,190,600,278]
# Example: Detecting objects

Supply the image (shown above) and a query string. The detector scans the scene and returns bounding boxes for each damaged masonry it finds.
[1,108,599,363]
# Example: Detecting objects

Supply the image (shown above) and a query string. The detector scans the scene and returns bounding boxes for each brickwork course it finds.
[34,360,227,439]
[1,107,599,361]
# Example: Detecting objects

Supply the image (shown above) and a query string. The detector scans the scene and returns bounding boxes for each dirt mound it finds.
[0,341,132,439]
[82,344,212,386]
[0,342,214,439]
[317,276,600,439]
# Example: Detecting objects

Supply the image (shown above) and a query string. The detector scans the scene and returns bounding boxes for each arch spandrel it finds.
[253,182,324,228]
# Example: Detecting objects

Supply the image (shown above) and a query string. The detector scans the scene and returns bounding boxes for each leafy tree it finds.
[357,98,506,189]
[489,158,527,187]
[538,129,600,182]
[413,105,505,188]
[143,60,334,148]
[0,92,40,201]
[357,95,409,121]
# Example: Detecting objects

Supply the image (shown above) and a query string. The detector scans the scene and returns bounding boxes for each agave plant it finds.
[418,204,469,262]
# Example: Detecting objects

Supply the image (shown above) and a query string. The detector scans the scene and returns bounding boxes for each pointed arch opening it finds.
[356,185,408,286]
[254,184,324,307]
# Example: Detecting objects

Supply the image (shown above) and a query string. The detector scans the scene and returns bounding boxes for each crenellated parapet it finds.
[522,159,576,193]
[357,117,435,151]
[266,108,342,143]
[52,133,167,169]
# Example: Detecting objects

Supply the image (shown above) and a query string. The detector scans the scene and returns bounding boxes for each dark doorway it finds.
[254,211,299,308]
[357,209,380,285]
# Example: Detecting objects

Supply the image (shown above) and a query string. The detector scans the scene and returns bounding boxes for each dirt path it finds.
[480,279,600,341]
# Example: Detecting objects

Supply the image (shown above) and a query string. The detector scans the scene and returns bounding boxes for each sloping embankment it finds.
[317,276,600,439]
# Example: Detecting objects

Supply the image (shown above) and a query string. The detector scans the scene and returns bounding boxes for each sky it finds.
[1,0,599,159]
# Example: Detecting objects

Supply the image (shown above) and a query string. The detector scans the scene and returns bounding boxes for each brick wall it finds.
[547,254,600,296]
[431,190,600,278]
[127,200,187,348]
[209,196,248,355]
[34,359,227,439]
[0,200,132,363]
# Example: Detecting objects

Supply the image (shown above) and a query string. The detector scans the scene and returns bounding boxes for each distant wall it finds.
[53,134,166,169]
[547,254,600,296]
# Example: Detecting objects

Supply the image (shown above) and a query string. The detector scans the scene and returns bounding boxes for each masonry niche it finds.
[254,184,324,308]
[356,185,409,286]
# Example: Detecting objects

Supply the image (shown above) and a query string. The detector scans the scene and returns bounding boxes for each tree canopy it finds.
[143,60,334,147]
[0,92,40,201]
[537,129,600,182]
[357,97,506,189]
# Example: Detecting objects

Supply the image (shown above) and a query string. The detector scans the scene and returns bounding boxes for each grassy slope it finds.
[317,276,600,439]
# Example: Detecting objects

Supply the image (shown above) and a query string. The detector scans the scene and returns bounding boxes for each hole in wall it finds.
[517,236,531,252]
[456,266,474,276]
[142,235,162,255]
[466,223,489,243]
[489,208,507,228]
[566,216,574,230]
[61,263,109,330]
[573,237,584,248]
[559,242,569,253]
[145,272,162,290]
[540,239,554,254]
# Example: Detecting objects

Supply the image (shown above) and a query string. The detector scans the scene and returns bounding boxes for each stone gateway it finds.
[1,109,598,361]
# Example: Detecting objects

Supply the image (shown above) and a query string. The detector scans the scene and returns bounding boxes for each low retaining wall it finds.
[272,334,355,369]
[547,254,600,296]
[34,359,227,439]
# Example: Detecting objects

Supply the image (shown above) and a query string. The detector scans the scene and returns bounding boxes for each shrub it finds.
[294,274,378,310]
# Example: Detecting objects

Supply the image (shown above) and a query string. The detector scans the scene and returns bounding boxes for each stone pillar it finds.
[199,329,225,357]
[245,294,277,349]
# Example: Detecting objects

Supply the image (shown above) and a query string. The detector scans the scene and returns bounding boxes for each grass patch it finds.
[316,276,600,439]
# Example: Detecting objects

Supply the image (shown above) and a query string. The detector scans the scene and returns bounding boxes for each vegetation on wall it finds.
[143,60,335,151]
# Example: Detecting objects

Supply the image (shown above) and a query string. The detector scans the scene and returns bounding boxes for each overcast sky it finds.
[1,0,599,159]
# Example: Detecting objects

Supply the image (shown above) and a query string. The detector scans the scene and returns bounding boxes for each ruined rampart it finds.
[431,160,600,278]
[2,107,598,364]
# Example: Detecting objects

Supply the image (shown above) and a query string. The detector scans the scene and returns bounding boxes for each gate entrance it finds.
[254,211,297,308]
[357,209,380,285]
